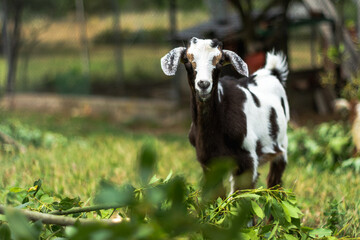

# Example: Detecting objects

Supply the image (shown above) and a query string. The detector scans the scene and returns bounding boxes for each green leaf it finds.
[251,201,264,219]
[309,228,332,238]
[148,174,160,185]
[240,228,259,240]
[287,193,297,205]
[0,215,7,221]
[259,224,273,235]
[271,199,286,225]
[53,197,81,211]
[268,221,279,239]
[284,233,298,240]
[202,158,235,199]
[238,193,260,200]
[5,208,41,240]
[40,194,54,204]
[138,142,157,185]
[301,226,314,232]
[281,201,300,219]
[32,179,42,197]
[164,170,173,182]
[22,197,29,204]
[215,217,225,224]
[94,182,135,206]
[9,187,26,193]
[65,226,78,238]
[0,224,11,240]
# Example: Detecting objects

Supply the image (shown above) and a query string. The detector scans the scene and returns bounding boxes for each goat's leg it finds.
[267,154,287,188]
[231,151,259,192]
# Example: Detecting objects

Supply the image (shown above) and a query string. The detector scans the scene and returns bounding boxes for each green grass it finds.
[0,110,360,237]
[0,110,201,199]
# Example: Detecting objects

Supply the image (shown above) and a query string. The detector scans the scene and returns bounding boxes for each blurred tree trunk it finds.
[75,0,90,84]
[21,25,46,91]
[169,0,181,102]
[111,0,124,91]
[1,0,24,94]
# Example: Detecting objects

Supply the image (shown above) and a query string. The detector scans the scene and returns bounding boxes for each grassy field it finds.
[1,110,359,237]
[13,45,169,90]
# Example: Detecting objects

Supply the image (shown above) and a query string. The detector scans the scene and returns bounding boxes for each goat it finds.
[161,38,290,194]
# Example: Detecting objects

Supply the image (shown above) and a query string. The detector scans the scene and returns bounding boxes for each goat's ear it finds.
[161,47,186,76]
[223,50,249,77]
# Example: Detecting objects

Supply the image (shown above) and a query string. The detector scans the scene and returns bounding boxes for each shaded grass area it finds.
[0,10,210,94]
[12,45,170,93]
[0,110,359,236]
[0,10,321,95]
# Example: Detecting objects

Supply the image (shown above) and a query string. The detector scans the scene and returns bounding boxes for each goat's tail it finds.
[264,51,289,86]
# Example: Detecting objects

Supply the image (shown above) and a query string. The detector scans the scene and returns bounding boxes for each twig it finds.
[0,204,120,226]
[48,204,122,215]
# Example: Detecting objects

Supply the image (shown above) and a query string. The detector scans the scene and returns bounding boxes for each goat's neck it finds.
[191,85,221,147]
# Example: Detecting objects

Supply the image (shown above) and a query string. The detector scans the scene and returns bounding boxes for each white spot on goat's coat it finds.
[218,82,224,102]
[229,174,235,195]
[186,38,222,96]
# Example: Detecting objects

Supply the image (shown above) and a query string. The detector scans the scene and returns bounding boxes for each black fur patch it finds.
[237,75,260,108]
[168,53,175,70]
[269,107,279,141]
[281,97,286,118]
[233,149,254,176]
[248,75,257,86]
[211,39,222,48]
[271,69,283,84]
[273,143,281,153]
[188,124,196,147]
[256,140,263,157]
[238,75,257,88]
[267,158,286,188]
[250,92,261,107]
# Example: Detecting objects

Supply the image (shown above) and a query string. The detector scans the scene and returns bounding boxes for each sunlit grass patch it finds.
[1,110,360,237]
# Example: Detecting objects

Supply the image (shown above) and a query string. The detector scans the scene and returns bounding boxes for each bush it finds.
[0,120,67,152]
[287,122,354,171]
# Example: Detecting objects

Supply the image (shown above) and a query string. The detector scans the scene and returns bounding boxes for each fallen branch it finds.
[0,205,121,226]
[49,204,121,215]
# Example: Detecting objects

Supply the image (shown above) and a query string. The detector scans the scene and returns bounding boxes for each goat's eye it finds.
[219,59,225,65]
[183,57,189,64]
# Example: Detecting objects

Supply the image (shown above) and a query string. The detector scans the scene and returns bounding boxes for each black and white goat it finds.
[161,38,289,194]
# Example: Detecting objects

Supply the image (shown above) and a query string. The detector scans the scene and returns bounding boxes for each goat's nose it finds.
[198,80,210,90]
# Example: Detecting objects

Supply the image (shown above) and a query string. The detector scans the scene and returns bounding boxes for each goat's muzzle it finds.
[196,80,212,101]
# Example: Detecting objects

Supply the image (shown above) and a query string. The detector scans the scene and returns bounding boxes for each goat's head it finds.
[161,37,249,101]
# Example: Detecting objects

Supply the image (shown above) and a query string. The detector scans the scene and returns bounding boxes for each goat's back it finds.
[218,52,289,157]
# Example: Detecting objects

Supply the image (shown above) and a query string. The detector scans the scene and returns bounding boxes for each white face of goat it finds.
[161,37,249,101]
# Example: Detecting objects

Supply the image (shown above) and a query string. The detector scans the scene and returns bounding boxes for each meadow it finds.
[1,110,360,239]
[0,8,358,240]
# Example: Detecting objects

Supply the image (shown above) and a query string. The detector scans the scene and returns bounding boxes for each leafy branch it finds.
[0,204,120,226]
